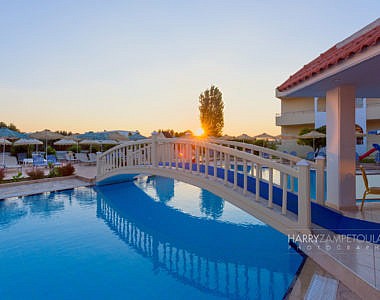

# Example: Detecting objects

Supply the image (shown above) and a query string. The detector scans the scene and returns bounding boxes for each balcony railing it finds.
[275,110,315,126]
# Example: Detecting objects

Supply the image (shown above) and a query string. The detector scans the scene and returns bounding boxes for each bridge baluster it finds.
[243,160,247,195]
[233,156,237,190]
[205,147,209,178]
[255,164,261,202]
[224,153,229,185]
[281,173,288,215]
[268,167,273,208]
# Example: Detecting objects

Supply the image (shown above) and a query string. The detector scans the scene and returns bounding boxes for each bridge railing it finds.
[207,138,325,205]
[97,134,315,230]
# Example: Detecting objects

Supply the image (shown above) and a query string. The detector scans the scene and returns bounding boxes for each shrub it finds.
[12,172,23,182]
[67,145,81,153]
[26,168,45,180]
[0,168,5,181]
[46,146,56,155]
[56,163,75,176]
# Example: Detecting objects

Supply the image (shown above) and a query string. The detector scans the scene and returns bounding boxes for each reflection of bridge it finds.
[96,135,326,235]
[96,182,302,299]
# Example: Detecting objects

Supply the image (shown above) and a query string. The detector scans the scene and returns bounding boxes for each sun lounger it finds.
[88,153,97,163]
[65,153,78,163]
[77,153,93,164]
[2,156,22,171]
[306,152,315,160]
[33,155,47,167]
[55,151,67,161]
[16,153,27,163]
[47,155,62,166]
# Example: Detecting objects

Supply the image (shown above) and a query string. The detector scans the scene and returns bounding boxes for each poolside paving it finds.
[0,178,92,199]
[0,164,96,200]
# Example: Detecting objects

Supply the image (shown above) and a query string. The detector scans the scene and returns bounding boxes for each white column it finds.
[326,86,356,210]
[151,131,158,167]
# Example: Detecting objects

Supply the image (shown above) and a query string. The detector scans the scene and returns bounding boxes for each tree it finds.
[0,122,20,132]
[297,125,326,151]
[199,85,224,137]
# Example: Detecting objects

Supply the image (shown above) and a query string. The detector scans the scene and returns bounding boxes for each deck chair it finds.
[306,152,315,160]
[88,153,97,163]
[16,153,27,163]
[77,153,91,164]
[359,165,380,211]
[47,155,62,166]
[33,155,47,167]
[65,152,78,163]
[3,156,22,171]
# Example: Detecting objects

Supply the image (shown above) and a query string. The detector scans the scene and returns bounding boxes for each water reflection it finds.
[200,189,224,219]
[22,192,65,217]
[0,188,96,229]
[0,200,27,229]
[96,179,303,300]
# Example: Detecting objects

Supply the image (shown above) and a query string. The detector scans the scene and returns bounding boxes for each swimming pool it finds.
[0,176,304,299]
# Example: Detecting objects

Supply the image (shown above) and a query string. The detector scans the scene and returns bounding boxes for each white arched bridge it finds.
[96,133,326,235]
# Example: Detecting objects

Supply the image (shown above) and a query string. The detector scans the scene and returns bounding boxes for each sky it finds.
[0,1,379,136]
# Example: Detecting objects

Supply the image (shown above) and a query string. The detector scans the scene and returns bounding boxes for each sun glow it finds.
[194,128,205,137]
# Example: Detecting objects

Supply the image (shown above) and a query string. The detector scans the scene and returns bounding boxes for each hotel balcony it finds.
[275,110,315,126]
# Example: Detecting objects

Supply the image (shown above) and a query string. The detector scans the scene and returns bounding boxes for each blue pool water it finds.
[0,176,303,299]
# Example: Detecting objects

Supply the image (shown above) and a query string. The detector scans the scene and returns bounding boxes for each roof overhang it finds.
[276,43,380,98]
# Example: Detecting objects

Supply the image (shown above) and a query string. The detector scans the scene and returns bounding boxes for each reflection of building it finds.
[276,97,380,154]
[96,182,302,299]
[200,189,224,219]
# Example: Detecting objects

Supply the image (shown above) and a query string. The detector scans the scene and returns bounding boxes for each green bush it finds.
[361,157,375,163]
[46,146,56,155]
[12,172,23,182]
[67,145,81,153]
[26,168,45,180]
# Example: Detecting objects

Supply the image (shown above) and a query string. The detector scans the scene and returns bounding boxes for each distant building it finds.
[275,97,380,154]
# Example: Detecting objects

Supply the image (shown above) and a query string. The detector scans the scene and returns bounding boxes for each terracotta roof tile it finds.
[277,22,380,92]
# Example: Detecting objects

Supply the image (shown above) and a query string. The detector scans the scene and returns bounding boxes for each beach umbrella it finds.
[14,138,43,146]
[53,139,78,146]
[79,139,101,153]
[0,127,27,165]
[236,133,253,142]
[14,138,43,154]
[54,138,79,153]
[299,130,326,151]
[253,133,276,141]
[108,132,130,142]
[220,134,234,140]
[98,139,119,151]
[30,130,64,157]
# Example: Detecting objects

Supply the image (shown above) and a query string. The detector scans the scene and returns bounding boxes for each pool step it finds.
[304,274,338,300]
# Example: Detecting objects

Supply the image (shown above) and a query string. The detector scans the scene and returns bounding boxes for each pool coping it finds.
[0,175,94,200]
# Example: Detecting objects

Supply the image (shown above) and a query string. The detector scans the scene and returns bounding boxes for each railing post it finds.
[96,152,102,177]
[297,160,311,230]
[151,131,158,168]
[315,156,325,205]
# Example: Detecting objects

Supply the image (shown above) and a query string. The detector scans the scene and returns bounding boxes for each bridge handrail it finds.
[96,135,324,231]
[155,138,298,177]
[206,138,318,169]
